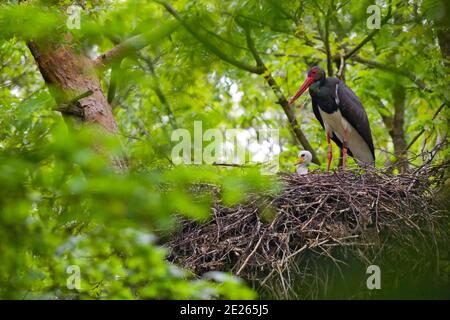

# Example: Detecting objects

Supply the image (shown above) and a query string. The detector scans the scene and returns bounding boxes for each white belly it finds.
[296,165,308,175]
[319,109,374,164]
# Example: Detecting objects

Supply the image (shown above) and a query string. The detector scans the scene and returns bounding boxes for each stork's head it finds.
[288,66,326,105]
[295,150,313,166]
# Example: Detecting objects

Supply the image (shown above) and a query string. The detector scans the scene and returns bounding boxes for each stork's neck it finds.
[309,78,327,95]
[309,78,339,114]
[314,77,327,87]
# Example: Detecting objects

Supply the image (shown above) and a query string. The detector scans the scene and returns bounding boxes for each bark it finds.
[27,38,118,133]
[324,1,334,77]
[371,91,407,173]
[374,86,408,172]
[351,56,427,91]
[406,103,446,151]
[432,0,450,63]
[27,36,128,171]
[437,29,450,64]
[243,27,321,165]
[392,86,408,173]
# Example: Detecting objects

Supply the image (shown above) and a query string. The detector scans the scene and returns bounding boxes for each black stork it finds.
[288,66,375,171]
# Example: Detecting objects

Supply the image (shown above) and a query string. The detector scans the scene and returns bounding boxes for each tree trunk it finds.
[437,29,450,61]
[27,37,118,132]
[373,92,408,173]
[27,36,127,170]
[392,85,408,173]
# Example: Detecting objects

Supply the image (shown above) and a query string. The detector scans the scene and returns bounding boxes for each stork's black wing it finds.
[312,100,354,157]
[334,80,375,160]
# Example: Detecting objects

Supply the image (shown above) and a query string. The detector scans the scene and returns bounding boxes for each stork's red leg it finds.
[342,129,348,169]
[327,133,332,172]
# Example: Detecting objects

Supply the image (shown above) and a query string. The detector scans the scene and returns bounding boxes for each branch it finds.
[244,27,321,165]
[344,1,392,60]
[245,28,265,67]
[68,90,94,104]
[351,56,428,91]
[212,162,247,168]
[324,1,334,77]
[94,20,180,68]
[107,64,119,104]
[406,103,447,151]
[158,2,319,164]
[265,0,295,21]
[138,53,178,130]
[336,0,430,92]
[198,25,305,59]
[54,90,93,118]
[336,52,345,80]
[159,2,265,74]
[227,12,295,37]
[368,93,394,133]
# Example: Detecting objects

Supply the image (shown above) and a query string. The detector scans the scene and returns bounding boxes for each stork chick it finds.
[296,150,312,175]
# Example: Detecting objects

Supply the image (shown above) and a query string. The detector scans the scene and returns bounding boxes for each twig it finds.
[158,2,265,74]
[406,103,447,151]
[336,52,345,79]
[94,21,179,68]
[243,26,320,165]
[344,0,393,60]
[54,90,94,117]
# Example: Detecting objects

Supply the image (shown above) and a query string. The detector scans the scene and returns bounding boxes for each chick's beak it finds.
[295,157,305,165]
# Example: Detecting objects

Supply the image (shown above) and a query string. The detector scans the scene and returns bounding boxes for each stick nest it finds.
[167,164,449,298]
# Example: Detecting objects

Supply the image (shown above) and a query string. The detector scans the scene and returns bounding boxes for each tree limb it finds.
[159,2,265,74]
[94,21,180,68]
[351,56,428,91]
[324,1,334,77]
[107,63,119,104]
[336,52,345,80]
[138,53,178,130]
[344,1,392,60]
[54,90,93,118]
[244,27,320,165]
[406,103,447,151]
[157,2,319,164]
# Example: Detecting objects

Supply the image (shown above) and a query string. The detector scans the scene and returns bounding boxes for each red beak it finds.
[288,76,314,106]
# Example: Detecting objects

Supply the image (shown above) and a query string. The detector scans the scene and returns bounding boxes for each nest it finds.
[167,163,449,299]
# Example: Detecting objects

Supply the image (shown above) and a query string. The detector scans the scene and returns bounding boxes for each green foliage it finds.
[0,113,269,298]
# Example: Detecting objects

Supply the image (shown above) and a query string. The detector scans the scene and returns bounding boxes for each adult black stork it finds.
[288,66,375,171]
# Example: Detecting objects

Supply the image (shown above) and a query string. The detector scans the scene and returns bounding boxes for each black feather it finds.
[312,100,354,157]
[334,80,375,160]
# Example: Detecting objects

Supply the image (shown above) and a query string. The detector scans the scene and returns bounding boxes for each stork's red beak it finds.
[288,76,314,106]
